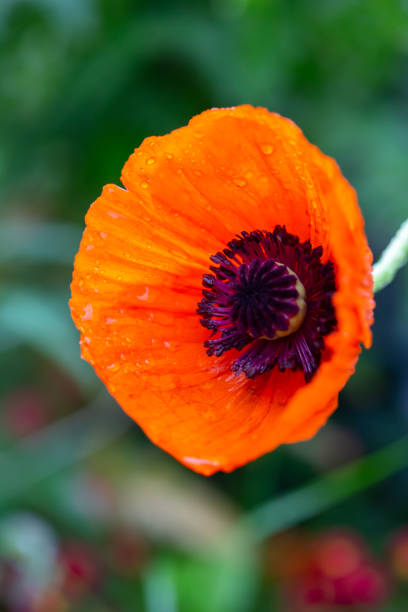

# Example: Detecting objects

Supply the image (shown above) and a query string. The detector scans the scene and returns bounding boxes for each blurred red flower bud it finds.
[282,529,389,610]
[333,563,388,606]
[313,531,364,579]
[58,541,101,602]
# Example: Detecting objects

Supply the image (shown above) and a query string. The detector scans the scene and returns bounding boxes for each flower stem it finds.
[242,434,408,541]
[373,218,408,293]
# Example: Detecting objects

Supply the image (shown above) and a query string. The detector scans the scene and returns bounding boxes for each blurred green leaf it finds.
[0,221,82,264]
[0,288,95,392]
[142,558,178,612]
[0,392,131,507]
[242,434,408,541]
[147,552,258,612]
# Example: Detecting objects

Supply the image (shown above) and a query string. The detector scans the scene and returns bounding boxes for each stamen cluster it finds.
[197,226,336,380]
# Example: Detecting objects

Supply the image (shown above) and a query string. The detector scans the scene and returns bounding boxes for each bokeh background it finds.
[1,1,408,610]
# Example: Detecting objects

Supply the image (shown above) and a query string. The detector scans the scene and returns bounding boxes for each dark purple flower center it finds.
[197,226,336,381]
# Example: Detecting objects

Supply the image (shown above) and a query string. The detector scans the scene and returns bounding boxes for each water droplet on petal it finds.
[147,157,155,165]
[141,182,149,189]
[81,304,93,321]
[261,143,274,155]
[234,178,247,187]
[136,287,149,301]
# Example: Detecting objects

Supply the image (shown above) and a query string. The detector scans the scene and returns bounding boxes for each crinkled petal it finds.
[70,106,373,475]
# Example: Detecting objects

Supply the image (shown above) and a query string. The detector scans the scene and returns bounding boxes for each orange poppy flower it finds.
[70,105,374,475]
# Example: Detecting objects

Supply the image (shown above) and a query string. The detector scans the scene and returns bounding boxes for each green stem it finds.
[243,434,408,541]
[373,218,408,292]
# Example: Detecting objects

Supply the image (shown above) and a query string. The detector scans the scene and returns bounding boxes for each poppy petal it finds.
[70,106,373,475]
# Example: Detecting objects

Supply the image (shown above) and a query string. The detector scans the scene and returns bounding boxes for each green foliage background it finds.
[1,1,408,610]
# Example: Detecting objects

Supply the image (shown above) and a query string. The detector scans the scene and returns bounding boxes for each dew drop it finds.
[166,153,174,159]
[136,286,149,301]
[81,304,93,321]
[147,157,155,165]
[141,182,149,189]
[261,143,274,155]
[234,178,247,187]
